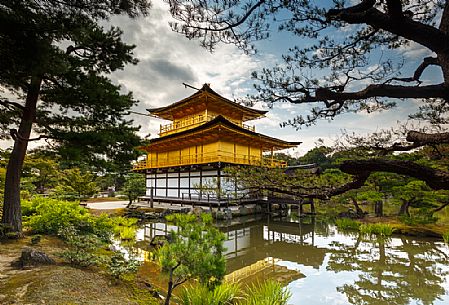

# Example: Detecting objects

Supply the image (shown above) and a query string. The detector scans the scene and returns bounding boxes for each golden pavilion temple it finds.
[134,84,300,201]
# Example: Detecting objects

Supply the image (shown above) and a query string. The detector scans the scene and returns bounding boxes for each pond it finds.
[134,214,449,305]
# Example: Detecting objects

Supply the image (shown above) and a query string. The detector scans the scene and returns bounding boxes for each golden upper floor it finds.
[148,84,266,137]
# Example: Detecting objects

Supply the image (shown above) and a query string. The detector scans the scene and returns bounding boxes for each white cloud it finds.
[107,0,269,139]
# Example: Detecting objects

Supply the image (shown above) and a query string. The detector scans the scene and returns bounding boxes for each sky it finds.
[0,0,441,156]
[106,0,440,157]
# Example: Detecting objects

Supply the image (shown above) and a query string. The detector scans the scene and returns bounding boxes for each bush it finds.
[335,218,361,231]
[23,197,114,241]
[107,251,141,281]
[359,223,394,237]
[57,226,105,267]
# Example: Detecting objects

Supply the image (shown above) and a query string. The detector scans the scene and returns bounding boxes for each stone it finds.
[13,247,55,268]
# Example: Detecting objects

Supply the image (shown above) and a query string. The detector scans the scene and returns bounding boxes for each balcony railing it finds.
[159,114,255,136]
[133,151,287,170]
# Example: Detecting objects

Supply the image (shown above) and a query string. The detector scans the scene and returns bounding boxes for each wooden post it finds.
[310,198,315,214]
[150,187,154,208]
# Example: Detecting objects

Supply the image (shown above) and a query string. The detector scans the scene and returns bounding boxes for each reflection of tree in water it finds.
[327,233,448,305]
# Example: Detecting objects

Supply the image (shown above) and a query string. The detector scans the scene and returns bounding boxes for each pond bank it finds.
[0,235,158,305]
[358,216,449,238]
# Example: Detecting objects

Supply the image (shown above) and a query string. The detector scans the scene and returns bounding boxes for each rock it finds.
[13,247,55,268]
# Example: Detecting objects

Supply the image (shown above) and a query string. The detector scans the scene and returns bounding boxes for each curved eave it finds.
[147,84,267,121]
[138,115,301,152]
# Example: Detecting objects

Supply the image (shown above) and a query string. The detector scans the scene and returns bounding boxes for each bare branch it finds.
[327,1,449,54]
[9,129,55,142]
[339,159,449,190]
[0,99,25,111]
[386,57,440,84]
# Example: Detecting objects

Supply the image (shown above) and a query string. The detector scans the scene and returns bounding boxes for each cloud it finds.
[106,0,268,139]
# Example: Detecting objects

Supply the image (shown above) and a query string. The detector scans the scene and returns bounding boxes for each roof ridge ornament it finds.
[182,82,201,91]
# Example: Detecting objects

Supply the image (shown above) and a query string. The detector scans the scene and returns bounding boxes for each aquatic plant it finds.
[335,218,361,231]
[359,223,394,237]
[112,216,138,240]
[443,231,449,244]
[178,282,240,305]
[118,226,137,240]
[240,280,291,305]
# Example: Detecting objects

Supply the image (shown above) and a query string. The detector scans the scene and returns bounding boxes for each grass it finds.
[443,231,449,244]
[359,223,394,237]
[335,218,361,231]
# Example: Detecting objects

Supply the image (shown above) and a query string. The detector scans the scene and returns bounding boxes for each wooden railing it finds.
[159,114,255,136]
[133,151,287,170]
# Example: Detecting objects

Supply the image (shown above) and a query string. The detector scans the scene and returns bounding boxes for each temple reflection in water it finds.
[138,215,449,305]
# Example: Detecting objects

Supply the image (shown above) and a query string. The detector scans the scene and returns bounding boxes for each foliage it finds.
[240,281,291,305]
[443,231,449,244]
[157,213,226,305]
[335,218,361,231]
[298,146,334,169]
[1,0,150,233]
[400,208,439,225]
[22,155,60,194]
[178,280,291,305]
[53,168,99,200]
[107,251,141,281]
[111,216,138,240]
[121,173,146,204]
[178,282,240,305]
[165,0,449,220]
[23,197,114,241]
[57,225,105,267]
[359,223,394,237]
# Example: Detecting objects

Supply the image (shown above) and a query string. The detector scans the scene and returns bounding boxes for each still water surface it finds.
[135,215,449,305]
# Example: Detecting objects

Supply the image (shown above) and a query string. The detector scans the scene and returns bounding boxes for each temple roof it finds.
[140,115,301,152]
[147,83,267,121]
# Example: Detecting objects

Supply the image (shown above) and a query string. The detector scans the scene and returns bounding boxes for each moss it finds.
[0,235,160,305]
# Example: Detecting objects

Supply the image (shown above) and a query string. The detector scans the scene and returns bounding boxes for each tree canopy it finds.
[0,0,151,232]
[167,0,449,192]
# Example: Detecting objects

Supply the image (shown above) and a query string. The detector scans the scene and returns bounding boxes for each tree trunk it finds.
[398,200,411,217]
[374,200,383,217]
[165,269,174,305]
[2,75,42,233]
[350,197,364,217]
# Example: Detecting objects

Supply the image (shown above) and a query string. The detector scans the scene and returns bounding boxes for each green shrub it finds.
[107,251,141,281]
[23,197,114,241]
[335,218,361,231]
[57,226,105,267]
[359,223,394,237]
